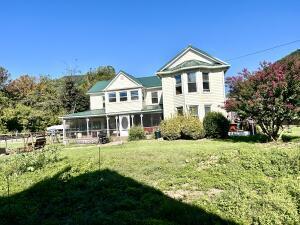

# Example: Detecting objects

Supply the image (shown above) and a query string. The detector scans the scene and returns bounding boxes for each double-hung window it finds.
[175,74,182,95]
[204,105,211,115]
[151,92,158,104]
[189,105,199,117]
[130,90,139,100]
[188,72,197,93]
[102,96,105,108]
[108,92,116,102]
[202,72,210,92]
[119,91,127,102]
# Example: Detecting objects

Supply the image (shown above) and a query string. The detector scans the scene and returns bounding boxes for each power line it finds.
[226,39,300,61]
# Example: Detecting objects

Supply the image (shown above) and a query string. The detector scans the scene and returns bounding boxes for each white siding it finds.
[90,95,104,110]
[162,69,226,119]
[144,88,163,106]
[106,73,140,91]
[105,88,143,113]
[169,50,213,69]
[161,76,176,118]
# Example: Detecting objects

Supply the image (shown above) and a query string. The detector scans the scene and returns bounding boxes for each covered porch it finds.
[61,106,163,143]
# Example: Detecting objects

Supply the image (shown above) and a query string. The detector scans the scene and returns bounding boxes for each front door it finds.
[119,115,130,136]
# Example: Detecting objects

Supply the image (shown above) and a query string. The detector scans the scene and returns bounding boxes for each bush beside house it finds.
[160,116,205,140]
[203,112,230,138]
[128,126,146,141]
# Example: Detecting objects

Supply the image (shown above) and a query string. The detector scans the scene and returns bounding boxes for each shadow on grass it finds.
[0,168,238,225]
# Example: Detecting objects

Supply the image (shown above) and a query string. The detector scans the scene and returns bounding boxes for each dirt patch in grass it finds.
[165,188,224,202]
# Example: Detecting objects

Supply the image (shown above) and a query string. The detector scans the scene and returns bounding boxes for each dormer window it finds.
[187,72,197,93]
[108,92,116,102]
[202,73,210,92]
[175,74,182,95]
[120,91,127,102]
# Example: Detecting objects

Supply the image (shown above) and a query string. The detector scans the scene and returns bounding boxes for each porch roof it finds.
[61,105,163,119]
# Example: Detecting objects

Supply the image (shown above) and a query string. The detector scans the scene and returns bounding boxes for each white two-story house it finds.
[62,45,230,138]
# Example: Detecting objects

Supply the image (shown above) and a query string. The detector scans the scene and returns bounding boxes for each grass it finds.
[0,129,299,225]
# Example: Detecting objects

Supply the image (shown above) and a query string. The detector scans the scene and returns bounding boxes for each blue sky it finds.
[0,0,299,79]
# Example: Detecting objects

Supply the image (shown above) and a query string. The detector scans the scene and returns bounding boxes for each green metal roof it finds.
[62,106,163,119]
[137,76,161,88]
[63,109,106,118]
[163,59,219,72]
[87,80,111,94]
[87,74,161,94]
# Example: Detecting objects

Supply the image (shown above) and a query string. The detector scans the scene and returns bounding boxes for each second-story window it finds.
[202,72,210,92]
[102,96,105,108]
[130,90,139,100]
[119,91,127,102]
[108,92,116,102]
[151,92,158,104]
[188,72,197,93]
[175,74,182,95]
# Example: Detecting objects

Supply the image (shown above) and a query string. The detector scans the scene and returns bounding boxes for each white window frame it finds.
[130,90,139,101]
[187,72,197,93]
[175,74,182,95]
[189,105,199,117]
[204,104,212,115]
[108,92,116,102]
[151,92,159,104]
[202,72,210,92]
[119,91,128,102]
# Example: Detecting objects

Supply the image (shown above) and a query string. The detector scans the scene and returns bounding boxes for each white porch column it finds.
[140,114,143,127]
[106,116,110,137]
[131,115,134,127]
[63,119,66,145]
[86,118,90,137]
[115,116,118,136]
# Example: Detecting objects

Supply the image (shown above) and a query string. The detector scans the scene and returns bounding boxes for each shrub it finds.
[160,116,183,140]
[181,116,205,139]
[203,112,230,138]
[128,126,146,141]
[160,116,205,140]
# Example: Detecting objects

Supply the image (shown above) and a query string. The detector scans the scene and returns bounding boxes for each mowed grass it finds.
[0,132,299,224]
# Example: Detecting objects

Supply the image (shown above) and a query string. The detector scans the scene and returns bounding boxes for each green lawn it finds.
[0,135,299,224]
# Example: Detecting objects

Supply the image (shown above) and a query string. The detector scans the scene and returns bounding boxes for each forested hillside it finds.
[0,66,115,133]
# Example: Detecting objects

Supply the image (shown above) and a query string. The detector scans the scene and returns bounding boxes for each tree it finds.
[5,75,36,102]
[225,57,300,141]
[61,76,89,113]
[83,66,115,90]
[0,67,10,90]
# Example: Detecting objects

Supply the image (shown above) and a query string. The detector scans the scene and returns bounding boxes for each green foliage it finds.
[61,76,89,113]
[0,145,62,177]
[83,66,115,90]
[181,116,205,139]
[160,116,205,140]
[0,65,115,132]
[203,112,230,138]
[128,126,146,141]
[225,58,300,140]
[0,139,300,224]
[228,134,269,143]
[160,116,183,140]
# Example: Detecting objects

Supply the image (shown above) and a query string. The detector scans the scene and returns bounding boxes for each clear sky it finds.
[1,0,299,79]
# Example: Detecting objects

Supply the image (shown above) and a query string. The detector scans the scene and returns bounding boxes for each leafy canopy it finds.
[225,57,300,140]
